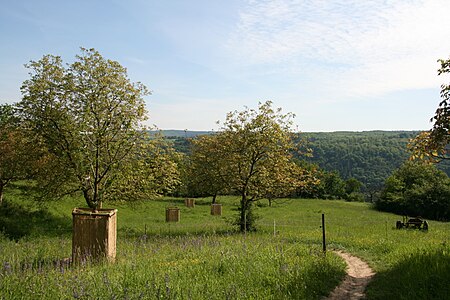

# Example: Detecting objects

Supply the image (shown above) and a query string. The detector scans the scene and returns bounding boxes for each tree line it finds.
[2,48,450,230]
[167,130,450,189]
[1,48,318,232]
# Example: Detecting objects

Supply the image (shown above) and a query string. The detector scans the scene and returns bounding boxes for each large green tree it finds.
[18,48,173,209]
[189,101,310,231]
[376,161,450,220]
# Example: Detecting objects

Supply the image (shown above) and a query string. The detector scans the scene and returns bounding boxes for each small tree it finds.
[376,161,450,220]
[18,48,154,210]
[319,171,346,199]
[191,101,308,232]
[343,178,364,202]
[185,134,229,202]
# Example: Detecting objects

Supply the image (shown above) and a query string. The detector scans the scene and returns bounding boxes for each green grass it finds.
[1,187,450,299]
[0,234,344,299]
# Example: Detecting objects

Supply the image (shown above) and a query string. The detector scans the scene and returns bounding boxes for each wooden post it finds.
[322,213,326,253]
[273,220,276,236]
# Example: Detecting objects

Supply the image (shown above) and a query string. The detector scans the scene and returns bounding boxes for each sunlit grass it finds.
[1,188,450,299]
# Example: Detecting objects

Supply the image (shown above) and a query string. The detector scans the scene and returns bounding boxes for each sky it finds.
[1,0,450,132]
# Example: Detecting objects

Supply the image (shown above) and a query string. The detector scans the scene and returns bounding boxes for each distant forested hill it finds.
[156,130,213,138]
[160,130,450,188]
[301,131,417,188]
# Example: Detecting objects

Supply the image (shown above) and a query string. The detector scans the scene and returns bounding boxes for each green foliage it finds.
[186,101,312,232]
[182,134,227,199]
[18,48,178,209]
[0,104,17,128]
[170,130,440,192]
[301,131,419,189]
[110,132,182,200]
[295,165,363,201]
[0,104,44,204]
[409,56,450,162]
[376,161,450,220]
[343,178,365,202]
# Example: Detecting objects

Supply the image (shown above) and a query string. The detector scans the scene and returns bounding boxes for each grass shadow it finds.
[0,199,71,240]
[366,245,450,300]
[275,253,346,299]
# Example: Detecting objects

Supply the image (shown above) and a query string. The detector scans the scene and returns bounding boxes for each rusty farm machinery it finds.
[396,216,428,230]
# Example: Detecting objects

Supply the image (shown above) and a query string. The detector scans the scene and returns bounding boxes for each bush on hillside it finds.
[375,161,450,221]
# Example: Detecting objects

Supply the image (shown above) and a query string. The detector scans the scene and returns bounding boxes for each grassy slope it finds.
[1,189,449,299]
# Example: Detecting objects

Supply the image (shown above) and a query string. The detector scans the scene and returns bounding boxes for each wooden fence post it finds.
[322,213,326,253]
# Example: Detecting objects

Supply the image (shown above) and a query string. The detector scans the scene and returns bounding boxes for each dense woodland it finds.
[164,130,450,187]
[302,131,421,189]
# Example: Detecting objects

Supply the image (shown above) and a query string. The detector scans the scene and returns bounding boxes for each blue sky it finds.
[1,0,450,132]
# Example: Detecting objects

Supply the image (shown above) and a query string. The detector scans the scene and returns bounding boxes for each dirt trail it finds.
[324,251,375,300]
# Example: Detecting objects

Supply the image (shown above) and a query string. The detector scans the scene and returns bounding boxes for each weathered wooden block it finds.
[185,198,195,208]
[211,203,222,216]
[72,208,117,263]
[166,207,180,222]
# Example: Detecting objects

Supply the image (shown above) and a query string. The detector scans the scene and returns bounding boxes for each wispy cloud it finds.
[227,0,450,97]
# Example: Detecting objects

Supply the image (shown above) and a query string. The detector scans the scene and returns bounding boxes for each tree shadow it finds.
[148,197,216,206]
[0,200,71,241]
[366,245,450,300]
[119,225,239,240]
[276,255,346,299]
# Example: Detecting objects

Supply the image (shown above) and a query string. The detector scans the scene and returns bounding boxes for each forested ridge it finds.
[163,130,450,189]
[302,131,417,188]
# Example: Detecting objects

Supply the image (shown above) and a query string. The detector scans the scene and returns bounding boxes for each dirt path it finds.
[324,251,375,300]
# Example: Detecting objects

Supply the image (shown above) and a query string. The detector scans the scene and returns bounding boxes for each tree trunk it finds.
[239,194,248,232]
[82,188,102,211]
[212,194,217,204]
[83,189,95,209]
[0,182,4,205]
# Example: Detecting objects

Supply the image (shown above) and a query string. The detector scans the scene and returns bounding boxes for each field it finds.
[1,186,450,299]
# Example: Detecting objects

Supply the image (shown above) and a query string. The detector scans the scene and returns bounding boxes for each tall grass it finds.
[0,233,345,299]
[1,189,450,299]
[366,244,450,300]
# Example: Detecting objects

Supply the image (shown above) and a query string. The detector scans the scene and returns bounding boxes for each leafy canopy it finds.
[0,104,44,203]
[410,57,450,161]
[376,161,450,220]
[18,48,171,209]
[187,101,311,231]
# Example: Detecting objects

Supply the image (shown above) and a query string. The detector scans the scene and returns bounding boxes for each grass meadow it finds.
[1,185,450,299]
